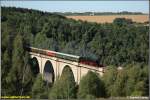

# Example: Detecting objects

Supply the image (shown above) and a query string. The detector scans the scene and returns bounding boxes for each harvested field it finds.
[66,15,149,23]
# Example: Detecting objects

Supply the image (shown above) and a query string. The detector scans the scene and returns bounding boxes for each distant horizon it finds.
[2,6,148,15]
[1,1,149,13]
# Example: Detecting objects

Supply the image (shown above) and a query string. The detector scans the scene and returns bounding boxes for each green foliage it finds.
[4,34,33,96]
[1,50,11,95]
[32,74,50,99]
[48,79,62,99]
[21,53,35,95]
[111,70,127,96]
[102,66,118,97]
[78,71,105,99]
[34,32,47,49]
[113,18,133,27]
[103,64,149,97]
[5,34,24,95]
[49,66,76,99]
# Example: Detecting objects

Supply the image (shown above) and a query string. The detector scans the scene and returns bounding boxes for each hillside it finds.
[2,7,148,66]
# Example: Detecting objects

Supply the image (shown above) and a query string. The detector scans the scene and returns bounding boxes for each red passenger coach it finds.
[46,51,56,57]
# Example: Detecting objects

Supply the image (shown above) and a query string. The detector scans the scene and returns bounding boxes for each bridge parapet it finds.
[79,63,104,72]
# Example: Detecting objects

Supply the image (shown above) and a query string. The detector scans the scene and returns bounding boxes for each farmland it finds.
[66,15,149,23]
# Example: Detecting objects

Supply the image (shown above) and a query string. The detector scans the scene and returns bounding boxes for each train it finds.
[25,46,105,68]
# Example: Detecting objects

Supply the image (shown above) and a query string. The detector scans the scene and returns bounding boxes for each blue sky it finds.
[1,1,149,13]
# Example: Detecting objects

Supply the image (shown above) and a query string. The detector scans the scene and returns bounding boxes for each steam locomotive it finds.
[25,46,104,68]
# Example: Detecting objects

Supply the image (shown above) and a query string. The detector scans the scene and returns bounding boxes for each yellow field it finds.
[66,15,149,23]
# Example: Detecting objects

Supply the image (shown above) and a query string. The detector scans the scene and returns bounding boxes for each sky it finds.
[1,1,149,13]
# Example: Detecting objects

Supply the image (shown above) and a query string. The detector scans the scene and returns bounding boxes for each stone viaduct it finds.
[28,47,105,84]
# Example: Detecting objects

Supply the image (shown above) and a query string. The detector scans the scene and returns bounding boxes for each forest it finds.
[1,7,149,99]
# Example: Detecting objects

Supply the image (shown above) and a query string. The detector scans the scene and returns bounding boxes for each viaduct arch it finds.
[30,57,40,77]
[61,65,75,82]
[43,60,55,83]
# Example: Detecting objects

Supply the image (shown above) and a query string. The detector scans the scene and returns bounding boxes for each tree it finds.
[111,69,127,96]
[78,71,105,99]
[1,50,11,95]
[102,66,118,97]
[32,74,50,99]
[5,34,33,95]
[113,18,133,27]
[5,34,25,95]
[131,81,146,96]
[34,32,47,49]
[21,52,35,96]
[49,66,77,99]
[48,79,62,99]
[126,65,148,96]
[141,65,149,96]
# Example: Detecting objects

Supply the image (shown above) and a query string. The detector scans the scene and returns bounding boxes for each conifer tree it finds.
[78,71,105,99]
[49,66,76,99]
[32,74,49,99]
[6,34,33,95]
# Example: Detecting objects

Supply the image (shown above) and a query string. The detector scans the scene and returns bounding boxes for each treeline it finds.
[1,7,149,98]
[54,11,146,16]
